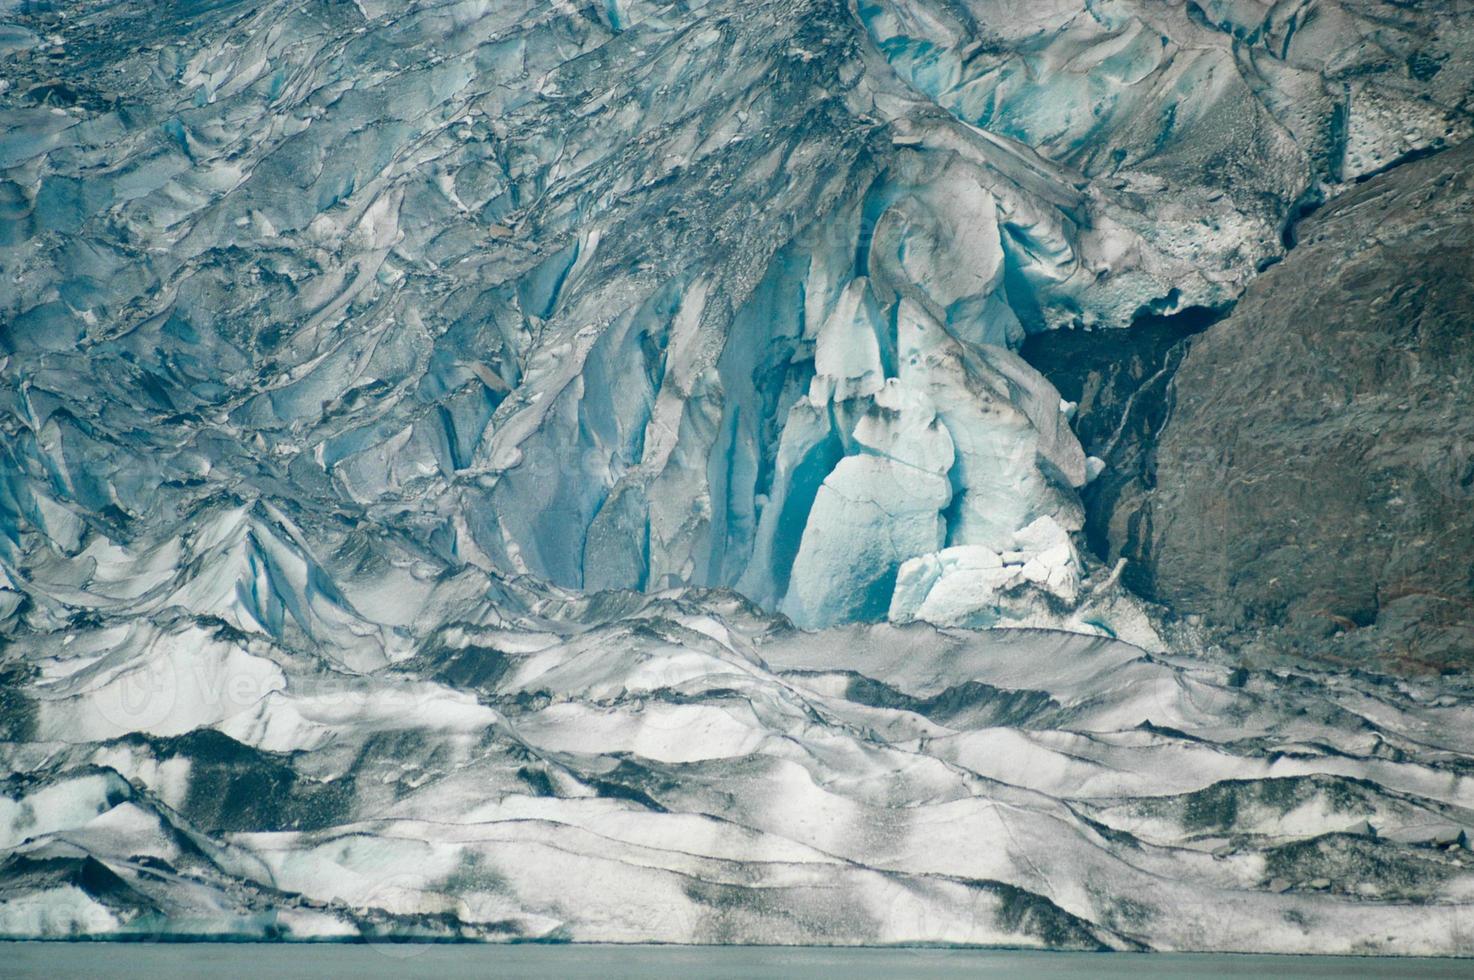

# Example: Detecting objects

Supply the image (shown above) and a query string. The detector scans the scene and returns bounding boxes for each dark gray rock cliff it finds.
[1099,144,1474,671]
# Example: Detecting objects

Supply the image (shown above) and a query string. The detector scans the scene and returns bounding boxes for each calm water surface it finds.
[4,943,1471,979]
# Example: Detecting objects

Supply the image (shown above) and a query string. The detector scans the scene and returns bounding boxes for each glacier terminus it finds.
[2,0,1474,955]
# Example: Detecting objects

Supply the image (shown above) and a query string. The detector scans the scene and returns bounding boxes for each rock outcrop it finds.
[1111,143,1474,670]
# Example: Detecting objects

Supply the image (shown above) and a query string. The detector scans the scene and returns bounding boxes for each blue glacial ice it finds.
[0,0,1473,950]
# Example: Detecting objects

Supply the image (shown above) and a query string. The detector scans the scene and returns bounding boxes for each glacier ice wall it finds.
[2,0,1474,950]
[4,0,1470,634]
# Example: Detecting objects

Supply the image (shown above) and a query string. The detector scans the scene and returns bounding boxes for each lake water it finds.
[3,944,1470,978]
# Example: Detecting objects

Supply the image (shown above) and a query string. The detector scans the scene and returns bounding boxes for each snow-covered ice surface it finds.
[5,593,1474,951]
[2,0,1474,952]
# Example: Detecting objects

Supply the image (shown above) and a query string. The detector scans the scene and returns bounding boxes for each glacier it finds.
[1,0,1473,952]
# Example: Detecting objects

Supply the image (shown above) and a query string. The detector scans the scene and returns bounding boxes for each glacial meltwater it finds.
[5,944,1472,979]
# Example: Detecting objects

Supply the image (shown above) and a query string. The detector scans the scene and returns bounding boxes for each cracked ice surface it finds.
[5,0,1469,631]
[6,594,1474,951]
[0,0,1473,949]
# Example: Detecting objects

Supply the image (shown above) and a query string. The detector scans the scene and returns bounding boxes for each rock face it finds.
[1129,144,1474,670]
[1020,305,1224,598]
